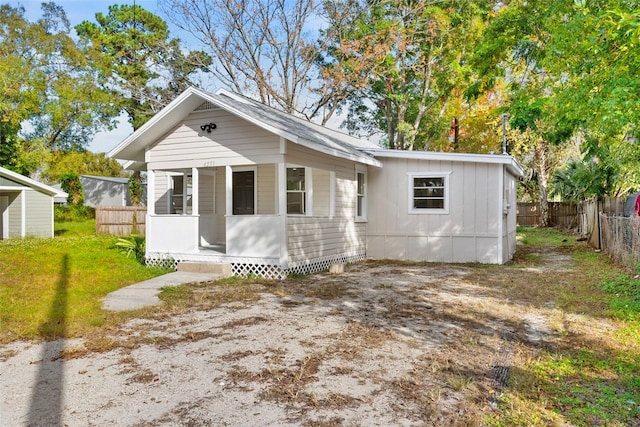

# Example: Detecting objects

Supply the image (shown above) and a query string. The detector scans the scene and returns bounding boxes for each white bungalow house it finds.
[0,166,68,239]
[108,87,523,278]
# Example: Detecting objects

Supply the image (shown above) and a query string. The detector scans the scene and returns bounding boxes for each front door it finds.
[232,171,255,215]
[0,196,8,240]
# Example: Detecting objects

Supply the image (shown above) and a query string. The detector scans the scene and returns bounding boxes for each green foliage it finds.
[59,172,84,206]
[602,274,640,320]
[128,172,143,206]
[54,205,95,222]
[76,4,210,130]
[115,235,146,264]
[43,151,125,183]
[0,4,118,175]
[320,0,492,150]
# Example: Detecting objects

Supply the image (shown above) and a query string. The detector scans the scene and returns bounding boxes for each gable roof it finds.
[81,175,130,185]
[0,166,68,197]
[108,86,382,167]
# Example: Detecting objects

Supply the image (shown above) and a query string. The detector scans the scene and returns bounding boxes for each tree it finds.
[76,4,210,130]
[0,3,118,175]
[319,0,492,149]
[160,0,320,119]
[42,151,125,184]
[60,173,84,206]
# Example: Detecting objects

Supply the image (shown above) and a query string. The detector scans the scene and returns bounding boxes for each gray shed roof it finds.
[0,166,68,198]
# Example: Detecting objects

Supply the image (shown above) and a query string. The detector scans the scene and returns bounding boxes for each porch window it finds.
[287,167,305,214]
[356,170,366,220]
[232,170,255,215]
[170,174,192,214]
[408,172,450,214]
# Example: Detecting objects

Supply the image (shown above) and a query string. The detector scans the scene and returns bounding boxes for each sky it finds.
[8,0,187,154]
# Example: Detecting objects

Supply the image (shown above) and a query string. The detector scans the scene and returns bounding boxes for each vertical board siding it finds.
[96,207,146,235]
[148,110,280,166]
[24,190,52,237]
[366,157,503,263]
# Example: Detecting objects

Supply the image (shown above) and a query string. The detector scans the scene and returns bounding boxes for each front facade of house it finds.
[109,87,523,278]
[0,167,67,239]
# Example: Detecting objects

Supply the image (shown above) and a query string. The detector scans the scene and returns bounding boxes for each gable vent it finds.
[195,101,220,111]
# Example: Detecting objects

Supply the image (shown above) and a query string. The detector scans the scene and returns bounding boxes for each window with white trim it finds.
[170,173,192,214]
[286,167,306,214]
[408,172,450,214]
[356,169,367,220]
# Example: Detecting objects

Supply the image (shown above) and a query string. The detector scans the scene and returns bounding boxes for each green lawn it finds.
[0,220,168,343]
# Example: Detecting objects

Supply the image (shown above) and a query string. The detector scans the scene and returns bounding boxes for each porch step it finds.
[177,262,232,276]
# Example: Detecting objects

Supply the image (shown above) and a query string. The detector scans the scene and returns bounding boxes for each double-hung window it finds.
[286,167,306,214]
[356,169,366,221]
[170,174,192,214]
[408,172,450,214]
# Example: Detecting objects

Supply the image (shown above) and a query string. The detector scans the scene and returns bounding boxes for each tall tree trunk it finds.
[535,139,550,227]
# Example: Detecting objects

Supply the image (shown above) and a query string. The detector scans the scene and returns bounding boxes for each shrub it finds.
[54,205,95,222]
[115,235,146,264]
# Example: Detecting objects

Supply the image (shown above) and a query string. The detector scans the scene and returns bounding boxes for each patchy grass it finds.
[486,227,640,427]
[3,225,640,426]
[0,229,168,343]
[54,219,96,237]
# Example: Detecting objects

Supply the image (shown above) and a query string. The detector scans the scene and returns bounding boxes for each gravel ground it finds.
[1,260,563,426]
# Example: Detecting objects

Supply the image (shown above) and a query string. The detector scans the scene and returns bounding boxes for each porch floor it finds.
[200,244,226,255]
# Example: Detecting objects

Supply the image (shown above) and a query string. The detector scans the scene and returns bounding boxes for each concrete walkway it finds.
[102,272,224,312]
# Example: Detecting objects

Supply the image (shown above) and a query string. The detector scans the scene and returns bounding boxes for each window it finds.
[408,173,449,214]
[356,170,366,220]
[232,170,255,215]
[170,174,192,214]
[287,167,305,214]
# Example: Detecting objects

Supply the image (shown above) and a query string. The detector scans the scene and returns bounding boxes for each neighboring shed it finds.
[80,175,146,207]
[0,166,68,239]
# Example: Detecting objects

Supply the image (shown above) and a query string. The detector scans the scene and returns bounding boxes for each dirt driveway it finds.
[0,244,615,426]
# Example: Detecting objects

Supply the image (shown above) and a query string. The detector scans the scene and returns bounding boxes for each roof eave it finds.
[0,167,67,197]
[367,149,524,177]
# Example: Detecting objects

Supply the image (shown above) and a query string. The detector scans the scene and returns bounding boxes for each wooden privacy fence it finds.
[96,206,146,236]
[516,202,578,228]
[578,197,625,249]
[599,213,640,270]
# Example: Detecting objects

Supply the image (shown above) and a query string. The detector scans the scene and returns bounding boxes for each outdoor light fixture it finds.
[200,122,217,133]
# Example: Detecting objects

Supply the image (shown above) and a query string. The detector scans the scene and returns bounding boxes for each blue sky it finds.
[9,1,186,153]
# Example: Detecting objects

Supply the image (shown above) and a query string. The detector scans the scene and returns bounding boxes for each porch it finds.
[143,160,364,278]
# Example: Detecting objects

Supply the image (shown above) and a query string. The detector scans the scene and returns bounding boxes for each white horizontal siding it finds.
[285,143,362,221]
[153,171,170,215]
[257,164,276,215]
[287,217,366,265]
[24,190,53,237]
[148,110,280,167]
[7,192,21,237]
